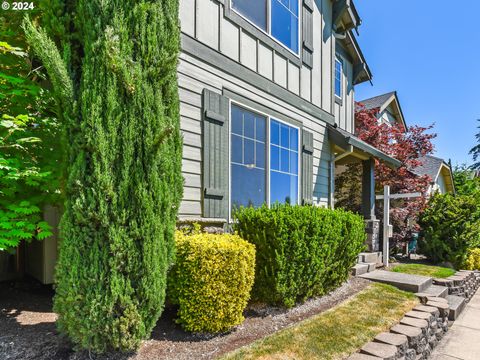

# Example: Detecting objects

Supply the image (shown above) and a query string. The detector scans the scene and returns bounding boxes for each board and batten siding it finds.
[177,52,332,218]
[179,0,335,114]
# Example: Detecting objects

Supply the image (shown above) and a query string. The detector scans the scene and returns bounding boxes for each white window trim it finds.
[334,57,343,100]
[231,0,301,57]
[228,99,301,221]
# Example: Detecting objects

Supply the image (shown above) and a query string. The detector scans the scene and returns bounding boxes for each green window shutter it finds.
[302,129,314,205]
[202,89,229,219]
[302,0,314,68]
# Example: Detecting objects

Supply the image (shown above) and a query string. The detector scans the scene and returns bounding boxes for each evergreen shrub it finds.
[233,204,366,308]
[465,248,480,270]
[168,230,256,333]
[419,193,480,268]
[24,0,183,352]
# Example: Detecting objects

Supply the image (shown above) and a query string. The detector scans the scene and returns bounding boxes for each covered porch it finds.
[328,124,401,252]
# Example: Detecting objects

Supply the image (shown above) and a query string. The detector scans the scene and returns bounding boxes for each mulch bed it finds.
[0,277,369,360]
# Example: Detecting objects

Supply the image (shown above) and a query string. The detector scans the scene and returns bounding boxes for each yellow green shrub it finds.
[465,248,480,270]
[168,231,256,333]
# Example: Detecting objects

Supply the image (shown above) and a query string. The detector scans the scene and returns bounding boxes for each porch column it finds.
[362,158,380,253]
[362,159,376,220]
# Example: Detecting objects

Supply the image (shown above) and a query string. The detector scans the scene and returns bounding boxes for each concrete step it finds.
[358,270,433,293]
[352,264,370,276]
[359,262,376,272]
[415,284,448,299]
[446,295,466,320]
[358,252,382,264]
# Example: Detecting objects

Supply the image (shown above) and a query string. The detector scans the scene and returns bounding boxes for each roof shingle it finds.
[411,155,446,180]
[357,92,396,110]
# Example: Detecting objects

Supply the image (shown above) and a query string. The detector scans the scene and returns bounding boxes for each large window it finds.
[335,58,343,99]
[231,0,299,54]
[231,104,267,209]
[231,104,300,212]
[270,120,299,204]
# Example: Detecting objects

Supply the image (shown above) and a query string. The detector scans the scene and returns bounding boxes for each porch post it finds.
[362,158,380,253]
[362,159,376,220]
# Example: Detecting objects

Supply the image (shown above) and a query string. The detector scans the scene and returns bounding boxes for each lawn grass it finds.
[391,263,455,279]
[221,283,418,360]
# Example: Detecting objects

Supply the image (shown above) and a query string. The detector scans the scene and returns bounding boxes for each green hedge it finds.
[233,204,366,308]
[419,193,480,268]
[168,231,255,333]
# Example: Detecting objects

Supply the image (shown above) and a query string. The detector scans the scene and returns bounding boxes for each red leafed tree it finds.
[335,104,436,244]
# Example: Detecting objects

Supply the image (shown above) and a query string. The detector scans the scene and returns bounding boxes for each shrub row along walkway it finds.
[431,289,480,360]
[221,283,418,360]
[0,278,369,360]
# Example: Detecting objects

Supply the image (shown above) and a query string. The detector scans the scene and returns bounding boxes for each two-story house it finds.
[177,0,400,245]
[412,156,455,196]
[357,91,407,130]
[17,0,402,284]
[357,92,455,196]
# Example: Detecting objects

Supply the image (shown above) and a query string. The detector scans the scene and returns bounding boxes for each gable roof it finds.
[358,92,396,110]
[411,155,455,193]
[413,156,445,180]
[357,91,407,130]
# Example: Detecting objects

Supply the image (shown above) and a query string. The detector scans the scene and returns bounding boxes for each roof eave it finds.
[348,32,372,85]
[379,92,408,130]
[333,0,361,34]
[328,125,401,168]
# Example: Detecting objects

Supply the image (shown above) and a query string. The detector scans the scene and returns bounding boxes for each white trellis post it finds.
[376,187,422,267]
[383,185,390,266]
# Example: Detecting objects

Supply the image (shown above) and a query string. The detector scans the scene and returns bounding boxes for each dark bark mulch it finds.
[0,277,369,360]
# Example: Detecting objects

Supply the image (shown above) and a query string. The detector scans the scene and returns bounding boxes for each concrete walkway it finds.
[431,290,480,359]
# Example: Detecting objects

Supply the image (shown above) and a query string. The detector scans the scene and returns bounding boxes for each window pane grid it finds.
[231,104,267,210]
[269,119,299,205]
[274,0,299,19]
[335,58,342,98]
[232,0,299,54]
[231,105,300,212]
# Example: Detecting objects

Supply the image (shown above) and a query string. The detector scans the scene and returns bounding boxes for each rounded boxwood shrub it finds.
[465,248,480,270]
[233,204,366,308]
[168,231,256,333]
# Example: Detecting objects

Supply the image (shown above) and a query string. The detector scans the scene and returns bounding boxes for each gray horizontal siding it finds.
[177,52,333,219]
[178,0,335,115]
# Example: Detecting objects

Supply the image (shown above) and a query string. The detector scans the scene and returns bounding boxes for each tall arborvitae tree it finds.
[24,0,183,352]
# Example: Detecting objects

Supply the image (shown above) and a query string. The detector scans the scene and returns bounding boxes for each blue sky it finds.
[354,0,480,166]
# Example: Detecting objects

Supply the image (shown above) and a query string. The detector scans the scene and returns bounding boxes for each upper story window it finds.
[231,0,300,54]
[335,58,343,99]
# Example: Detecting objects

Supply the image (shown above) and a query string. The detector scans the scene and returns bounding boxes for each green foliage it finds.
[419,193,480,268]
[391,264,455,279]
[453,165,480,196]
[222,283,417,360]
[168,230,256,333]
[24,0,183,352]
[233,204,366,308]
[470,119,480,170]
[0,35,59,252]
[465,248,480,270]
